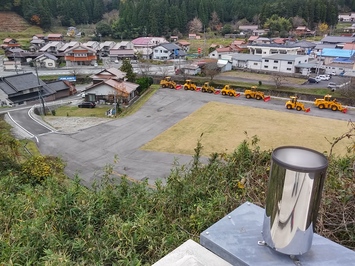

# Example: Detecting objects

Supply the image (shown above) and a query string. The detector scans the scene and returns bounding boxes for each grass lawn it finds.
[141,102,352,156]
[52,104,112,117]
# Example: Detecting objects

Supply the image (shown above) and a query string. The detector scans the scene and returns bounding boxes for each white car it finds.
[317,75,330,81]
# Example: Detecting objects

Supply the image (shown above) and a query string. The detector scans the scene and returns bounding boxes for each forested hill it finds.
[0,0,348,37]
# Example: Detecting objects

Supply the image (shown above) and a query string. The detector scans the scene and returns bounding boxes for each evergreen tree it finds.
[120,59,136,82]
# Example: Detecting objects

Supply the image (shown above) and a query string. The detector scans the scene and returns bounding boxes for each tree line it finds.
[0,0,349,36]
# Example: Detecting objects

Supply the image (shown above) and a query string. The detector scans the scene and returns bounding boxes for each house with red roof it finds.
[47,33,63,42]
[1,38,21,49]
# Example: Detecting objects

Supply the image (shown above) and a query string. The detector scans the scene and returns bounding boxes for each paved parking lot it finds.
[38,88,354,187]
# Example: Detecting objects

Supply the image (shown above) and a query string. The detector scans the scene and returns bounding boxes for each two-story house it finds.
[39,41,64,54]
[82,41,101,53]
[152,43,186,60]
[99,41,116,58]
[47,33,64,42]
[64,43,97,67]
[248,43,300,55]
[132,37,169,59]
[261,54,309,74]
[176,40,190,52]
[1,38,21,49]
[58,41,80,54]
[109,41,135,61]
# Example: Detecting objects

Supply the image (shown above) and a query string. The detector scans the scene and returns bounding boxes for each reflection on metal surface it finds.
[262,146,328,255]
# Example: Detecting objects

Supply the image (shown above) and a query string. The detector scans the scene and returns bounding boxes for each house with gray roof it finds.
[0,72,56,105]
[231,54,262,70]
[33,53,58,68]
[152,43,186,60]
[39,41,63,54]
[247,43,300,55]
[109,41,135,61]
[321,36,355,45]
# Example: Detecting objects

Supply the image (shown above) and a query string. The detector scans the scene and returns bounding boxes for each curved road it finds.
[34,88,353,188]
[4,107,55,142]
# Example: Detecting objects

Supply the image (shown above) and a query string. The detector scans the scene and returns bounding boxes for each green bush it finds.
[0,118,354,265]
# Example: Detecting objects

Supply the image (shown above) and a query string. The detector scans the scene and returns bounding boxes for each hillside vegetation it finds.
[0,116,354,265]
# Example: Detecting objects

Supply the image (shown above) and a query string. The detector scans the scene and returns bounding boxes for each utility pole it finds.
[34,60,46,116]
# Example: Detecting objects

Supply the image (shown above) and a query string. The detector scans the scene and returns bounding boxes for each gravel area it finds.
[43,116,112,134]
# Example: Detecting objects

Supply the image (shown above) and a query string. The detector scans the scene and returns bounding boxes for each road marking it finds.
[28,107,57,132]
[7,112,39,143]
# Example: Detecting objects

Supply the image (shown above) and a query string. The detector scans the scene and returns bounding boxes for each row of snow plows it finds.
[160,77,271,101]
[285,94,347,113]
[159,77,348,114]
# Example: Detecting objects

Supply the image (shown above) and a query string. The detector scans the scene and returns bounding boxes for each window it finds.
[253,63,258,65]
[264,59,269,62]
[287,68,291,71]
[154,50,158,53]
[264,65,268,68]
[287,61,292,64]
[273,66,277,69]
[274,60,278,63]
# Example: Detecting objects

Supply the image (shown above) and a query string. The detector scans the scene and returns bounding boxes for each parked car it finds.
[327,82,339,91]
[308,77,321,83]
[318,75,330,81]
[78,101,96,108]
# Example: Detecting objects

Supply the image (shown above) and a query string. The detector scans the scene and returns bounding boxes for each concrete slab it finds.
[200,202,355,266]
[152,239,232,266]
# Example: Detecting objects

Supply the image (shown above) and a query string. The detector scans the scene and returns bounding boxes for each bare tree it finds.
[209,11,221,31]
[202,62,221,81]
[270,73,287,89]
[290,16,307,28]
[188,17,203,34]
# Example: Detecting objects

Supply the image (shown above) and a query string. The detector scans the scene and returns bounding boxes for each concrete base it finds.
[200,202,355,266]
[152,239,232,266]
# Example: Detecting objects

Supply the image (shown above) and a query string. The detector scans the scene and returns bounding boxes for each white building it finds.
[152,43,185,60]
[248,44,300,55]
[231,54,262,70]
[261,54,309,73]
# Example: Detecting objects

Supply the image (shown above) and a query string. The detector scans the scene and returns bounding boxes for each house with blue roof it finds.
[318,48,355,75]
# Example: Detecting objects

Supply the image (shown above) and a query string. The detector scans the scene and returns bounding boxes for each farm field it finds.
[141,101,352,156]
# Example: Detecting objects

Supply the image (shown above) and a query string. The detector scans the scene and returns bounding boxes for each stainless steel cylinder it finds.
[262,146,328,255]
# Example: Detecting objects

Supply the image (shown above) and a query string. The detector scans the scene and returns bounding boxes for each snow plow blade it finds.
[342,108,348,113]
[235,93,241,97]
[214,90,221,95]
[264,96,271,102]
[305,108,311,113]
[176,85,182,90]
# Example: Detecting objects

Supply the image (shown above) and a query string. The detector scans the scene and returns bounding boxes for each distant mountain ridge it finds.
[0,11,31,32]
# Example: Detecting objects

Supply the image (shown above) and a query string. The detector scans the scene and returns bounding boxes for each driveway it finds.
[37,88,354,187]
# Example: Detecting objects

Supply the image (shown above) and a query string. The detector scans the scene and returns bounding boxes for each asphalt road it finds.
[36,88,354,188]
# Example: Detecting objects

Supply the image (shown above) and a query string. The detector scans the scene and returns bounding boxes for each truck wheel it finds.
[318,104,324,109]
[286,104,292,109]
[246,94,251,99]
[331,105,338,111]
[184,86,188,90]
[229,92,233,96]
[256,95,261,100]
[222,92,226,96]
[296,106,302,111]
[162,84,167,88]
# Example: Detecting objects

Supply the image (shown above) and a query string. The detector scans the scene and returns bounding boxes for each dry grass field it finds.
[141,102,352,156]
